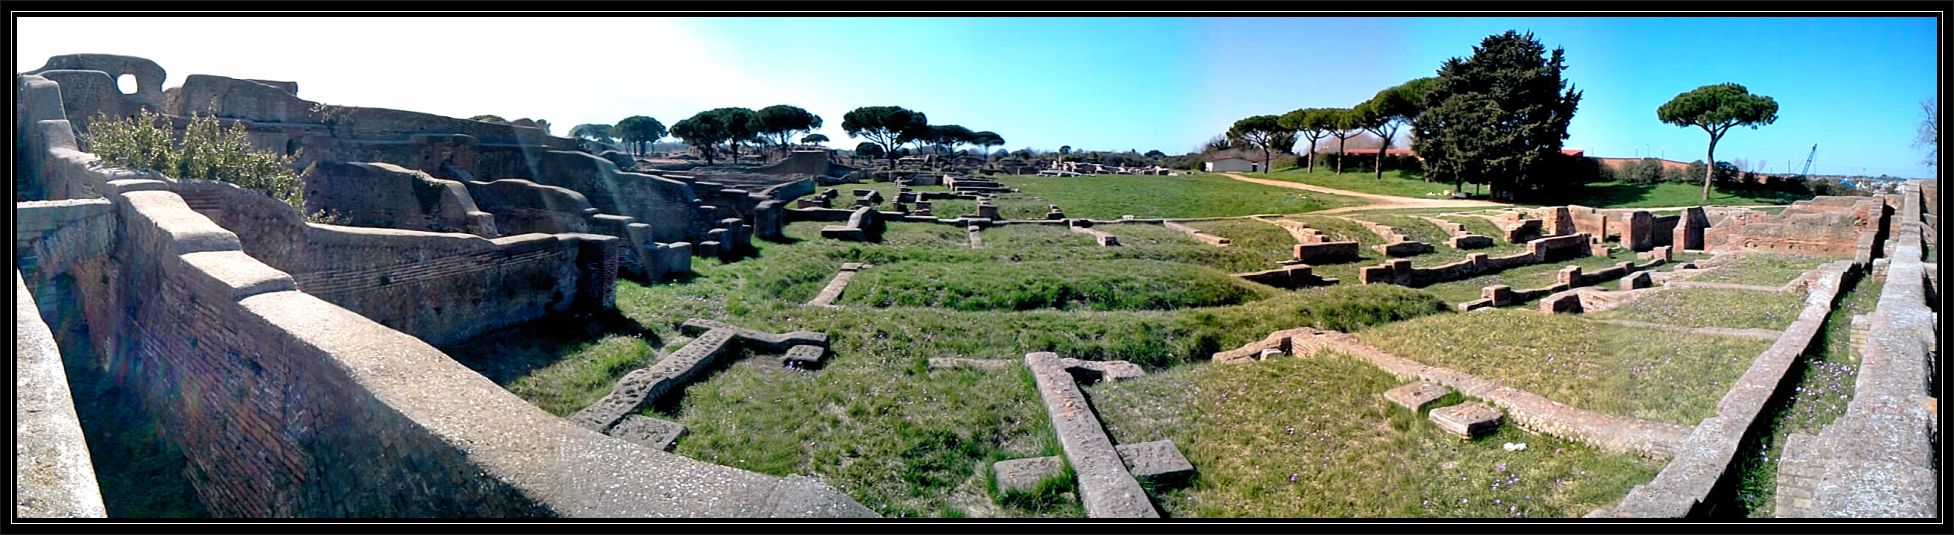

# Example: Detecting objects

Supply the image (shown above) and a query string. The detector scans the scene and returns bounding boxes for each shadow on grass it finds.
[441,309,659,387]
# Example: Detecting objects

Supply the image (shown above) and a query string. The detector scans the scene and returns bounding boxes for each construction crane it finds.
[1797,143,1818,178]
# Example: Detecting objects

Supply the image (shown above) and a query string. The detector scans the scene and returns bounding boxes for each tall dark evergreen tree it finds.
[1413,30,1582,200]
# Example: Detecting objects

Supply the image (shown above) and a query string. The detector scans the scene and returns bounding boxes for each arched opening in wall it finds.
[116,74,138,95]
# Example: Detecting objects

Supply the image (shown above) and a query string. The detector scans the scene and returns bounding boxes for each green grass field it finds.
[1589,287,1808,331]
[1690,253,1834,287]
[1089,354,1662,517]
[1358,310,1773,425]
[1544,181,1814,208]
[996,174,1362,219]
[842,259,1273,311]
[844,173,1361,220]
[442,172,1832,517]
[1246,168,1475,199]
[448,218,1454,517]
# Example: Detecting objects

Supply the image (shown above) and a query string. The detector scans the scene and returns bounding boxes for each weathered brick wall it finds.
[168,179,615,347]
[303,161,496,236]
[22,71,871,518]
[1786,182,1937,518]
[1360,233,1590,286]
[520,151,706,243]
[464,178,595,235]
[1714,197,1886,258]
[15,198,113,286]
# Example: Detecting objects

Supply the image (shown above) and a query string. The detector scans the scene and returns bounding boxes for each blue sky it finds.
[16,16,1941,178]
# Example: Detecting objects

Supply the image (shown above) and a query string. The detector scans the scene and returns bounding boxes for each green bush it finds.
[87,109,308,215]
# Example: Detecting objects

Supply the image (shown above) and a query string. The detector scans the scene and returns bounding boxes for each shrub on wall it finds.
[87,109,309,216]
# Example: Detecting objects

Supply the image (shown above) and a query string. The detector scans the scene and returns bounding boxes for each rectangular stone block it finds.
[1449,235,1495,249]
[1294,241,1360,263]
[1429,402,1502,439]
[782,344,827,369]
[1622,271,1652,290]
[1384,381,1452,411]
[1115,440,1194,486]
[607,415,686,451]
[993,456,1065,493]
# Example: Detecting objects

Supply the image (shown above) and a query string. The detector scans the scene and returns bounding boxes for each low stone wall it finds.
[1779,181,1937,518]
[14,269,107,518]
[1235,264,1339,289]
[1600,260,1855,517]
[1419,216,1495,250]
[1162,221,1230,247]
[1359,233,1590,287]
[820,206,883,241]
[1294,241,1360,263]
[1069,221,1121,246]
[1461,258,1665,311]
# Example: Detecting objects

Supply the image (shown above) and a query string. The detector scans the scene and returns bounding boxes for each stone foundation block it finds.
[1430,402,1502,439]
[1385,381,1453,412]
[607,415,686,452]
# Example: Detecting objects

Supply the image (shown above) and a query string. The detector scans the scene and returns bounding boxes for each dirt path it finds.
[1218,172,1506,214]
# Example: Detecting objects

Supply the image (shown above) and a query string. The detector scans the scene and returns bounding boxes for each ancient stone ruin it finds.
[14,55,872,518]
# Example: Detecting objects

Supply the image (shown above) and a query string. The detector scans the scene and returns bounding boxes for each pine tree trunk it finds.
[1702,135,1719,205]
[1336,135,1347,174]
[1374,132,1388,180]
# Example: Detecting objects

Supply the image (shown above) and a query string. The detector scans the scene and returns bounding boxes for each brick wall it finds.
[172,179,614,347]
[15,198,113,286]
[303,161,496,236]
[522,151,705,243]
[1359,233,1590,287]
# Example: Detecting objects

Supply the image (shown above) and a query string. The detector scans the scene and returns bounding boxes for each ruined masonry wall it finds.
[35,147,869,519]
[14,270,107,518]
[170,179,613,347]
[15,198,113,286]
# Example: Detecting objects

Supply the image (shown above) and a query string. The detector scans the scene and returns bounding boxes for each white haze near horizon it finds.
[15,17,881,150]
